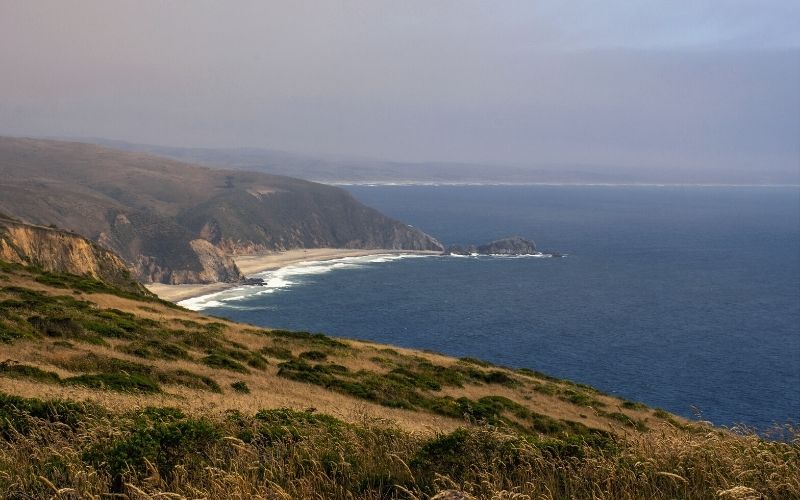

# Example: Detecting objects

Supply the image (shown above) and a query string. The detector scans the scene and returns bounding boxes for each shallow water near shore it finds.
[197,185,800,430]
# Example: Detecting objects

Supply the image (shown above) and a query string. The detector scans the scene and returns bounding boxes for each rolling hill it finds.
[0,137,442,284]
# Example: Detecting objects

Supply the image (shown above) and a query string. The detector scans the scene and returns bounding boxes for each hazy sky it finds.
[1,1,798,175]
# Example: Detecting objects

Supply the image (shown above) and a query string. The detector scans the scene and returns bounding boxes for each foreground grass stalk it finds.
[0,397,796,499]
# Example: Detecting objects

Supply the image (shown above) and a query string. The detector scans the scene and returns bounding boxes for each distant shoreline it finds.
[328,181,800,188]
[146,248,441,303]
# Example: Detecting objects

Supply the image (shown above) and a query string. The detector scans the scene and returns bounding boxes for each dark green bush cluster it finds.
[622,400,649,411]
[0,353,224,395]
[276,358,590,438]
[298,350,327,361]
[0,283,270,384]
[2,392,793,499]
[63,372,161,393]
[230,381,250,394]
[0,392,104,437]
[268,329,350,349]
[259,345,293,359]
[0,360,60,384]
[84,407,221,492]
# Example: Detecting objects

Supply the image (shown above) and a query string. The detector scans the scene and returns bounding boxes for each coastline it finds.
[146,248,440,302]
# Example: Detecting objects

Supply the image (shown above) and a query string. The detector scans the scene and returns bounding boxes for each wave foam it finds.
[179,253,432,311]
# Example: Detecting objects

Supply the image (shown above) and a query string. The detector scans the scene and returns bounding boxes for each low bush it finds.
[299,350,328,361]
[259,345,293,359]
[0,360,60,384]
[62,372,161,393]
[201,353,250,374]
[230,381,250,394]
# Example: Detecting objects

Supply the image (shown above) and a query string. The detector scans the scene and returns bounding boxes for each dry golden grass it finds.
[2,263,798,498]
[0,403,796,499]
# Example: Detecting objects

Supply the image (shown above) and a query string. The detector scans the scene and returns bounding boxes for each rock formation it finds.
[446,236,540,256]
[0,216,147,294]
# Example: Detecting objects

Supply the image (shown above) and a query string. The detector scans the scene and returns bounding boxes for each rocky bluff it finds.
[445,236,546,256]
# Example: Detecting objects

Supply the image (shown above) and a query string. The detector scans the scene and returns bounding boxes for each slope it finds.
[0,260,795,498]
[0,137,443,284]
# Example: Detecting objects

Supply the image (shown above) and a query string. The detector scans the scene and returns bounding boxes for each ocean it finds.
[186,185,800,430]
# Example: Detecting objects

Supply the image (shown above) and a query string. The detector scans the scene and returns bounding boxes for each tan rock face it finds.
[0,218,144,293]
[187,239,243,283]
[130,242,242,285]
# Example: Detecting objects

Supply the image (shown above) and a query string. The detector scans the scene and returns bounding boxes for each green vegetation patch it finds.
[259,345,293,360]
[0,360,60,384]
[118,339,191,361]
[268,329,351,349]
[0,392,104,437]
[299,350,328,361]
[84,407,222,490]
[57,353,220,393]
[622,400,649,411]
[62,372,161,393]
[277,358,588,438]
[159,369,221,393]
[201,353,250,374]
[1,391,795,500]
[230,381,250,394]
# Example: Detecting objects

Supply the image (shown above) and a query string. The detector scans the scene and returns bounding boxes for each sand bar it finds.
[146,248,440,302]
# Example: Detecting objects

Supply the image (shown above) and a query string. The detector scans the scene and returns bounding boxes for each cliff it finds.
[0,216,147,294]
[0,137,443,283]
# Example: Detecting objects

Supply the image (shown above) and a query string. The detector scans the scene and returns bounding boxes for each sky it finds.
[0,1,798,178]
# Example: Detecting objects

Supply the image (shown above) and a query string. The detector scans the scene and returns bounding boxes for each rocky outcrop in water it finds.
[477,236,538,255]
[445,236,540,256]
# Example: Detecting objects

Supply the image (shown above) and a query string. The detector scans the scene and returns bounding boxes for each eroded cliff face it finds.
[131,239,242,284]
[0,218,146,293]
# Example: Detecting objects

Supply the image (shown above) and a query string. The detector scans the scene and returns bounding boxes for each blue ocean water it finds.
[193,186,800,429]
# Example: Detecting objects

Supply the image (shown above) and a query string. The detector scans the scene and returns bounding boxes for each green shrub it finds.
[0,360,60,384]
[0,324,26,343]
[411,428,523,488]
[158,369,221,393]
[259,345,293,359]
[59,352,149,374]
[0,393,103,436]
[245,352,269,370]
[230,381,250,394]
[201,353,250,374]
[299,350,328,361]
[85,412,222,491]
[119,339,190,361]
[622,400,648,411]
[62,372,161,393]
[269,329,349,348]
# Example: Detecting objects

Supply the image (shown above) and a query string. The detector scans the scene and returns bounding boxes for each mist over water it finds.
[198,185,800,429]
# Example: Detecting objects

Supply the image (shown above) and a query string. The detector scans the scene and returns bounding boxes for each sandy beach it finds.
[146,248,440,302]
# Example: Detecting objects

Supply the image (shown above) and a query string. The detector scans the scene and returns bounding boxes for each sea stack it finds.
[445,236,539,256]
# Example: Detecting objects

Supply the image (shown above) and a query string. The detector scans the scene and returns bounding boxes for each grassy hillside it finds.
[0,137,442,284]
[0,260,797,498]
